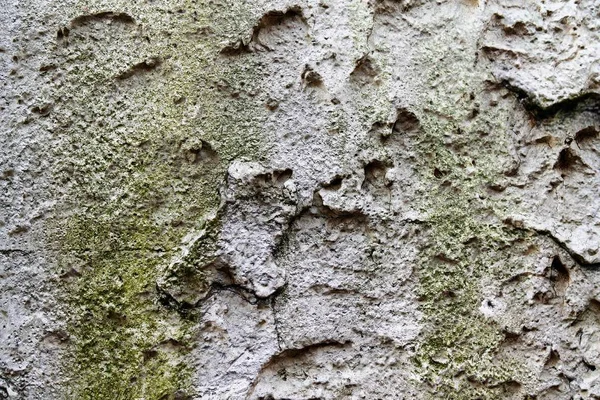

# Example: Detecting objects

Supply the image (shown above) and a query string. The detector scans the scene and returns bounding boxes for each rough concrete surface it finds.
[1,0,600,399]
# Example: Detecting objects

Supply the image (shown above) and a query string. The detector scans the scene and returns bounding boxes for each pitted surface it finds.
[1,1,600,399]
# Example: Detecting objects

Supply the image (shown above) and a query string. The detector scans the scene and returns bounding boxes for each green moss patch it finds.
[409,36,528,398]
[50,0,270,398]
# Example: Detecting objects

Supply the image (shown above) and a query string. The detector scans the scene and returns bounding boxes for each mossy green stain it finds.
[58,213,194,399]
[52,0,270,398]
[409,34,528,398]
[413,117,525,399]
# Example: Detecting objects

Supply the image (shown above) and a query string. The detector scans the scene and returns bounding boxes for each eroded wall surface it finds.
[1,0,600,399]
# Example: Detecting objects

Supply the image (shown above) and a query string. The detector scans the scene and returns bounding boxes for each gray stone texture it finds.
[1,0,600,399]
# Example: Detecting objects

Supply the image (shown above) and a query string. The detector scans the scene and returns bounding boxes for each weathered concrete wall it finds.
[1,0,600,399]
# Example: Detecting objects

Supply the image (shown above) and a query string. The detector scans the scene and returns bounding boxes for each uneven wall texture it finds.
[1,0,600,399]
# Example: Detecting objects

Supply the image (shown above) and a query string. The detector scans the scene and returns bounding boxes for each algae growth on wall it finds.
[1,0,600,399]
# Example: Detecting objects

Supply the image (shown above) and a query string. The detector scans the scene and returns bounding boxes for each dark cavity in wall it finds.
[362,160,390,190]
[553,147,585,171]
[70,12,136,27]
[349,54,380,86]
[116,57,162,81]
[575,126,598,145]
[500,80,600,121]
[220,6,306,55]
[393,108,420,134]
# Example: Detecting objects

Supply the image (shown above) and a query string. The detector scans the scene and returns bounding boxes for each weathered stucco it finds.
[2,0,600,399]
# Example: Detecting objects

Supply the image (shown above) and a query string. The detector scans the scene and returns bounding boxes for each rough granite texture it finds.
[1,0,600,399]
